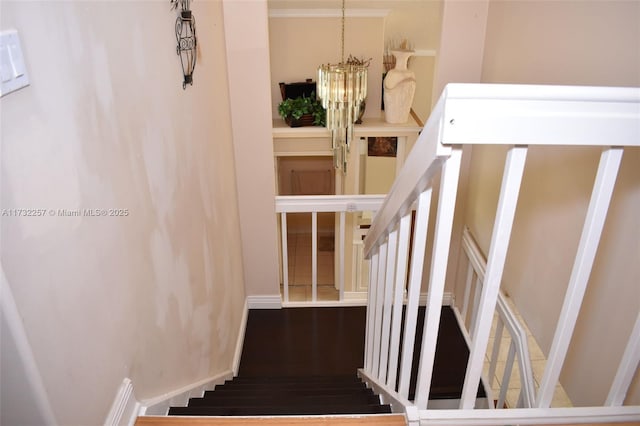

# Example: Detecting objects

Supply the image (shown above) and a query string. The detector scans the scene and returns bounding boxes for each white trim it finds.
[282,300,368,308]
[274,151,333,157]
[343,291,369,301]
[537,147,624,408]
[607,311,640,406]
[284,292,455,307]
[246,295,282,309]
[414,148,463,409]
[387,214,412,390]
[339,211,346,301]
[418,292,454,307]
[378,230,399,381]
[417,406,640,425]
[272,116,421,139]
[398,189,432,399]
[440,84,640,147]
[363,94,452,258]
[275,194,385,213]
[0,266,57,425]
[312,212,318,302]
[139,371,232,416]
[232,299,249,376]
[461,146,527,409]
[281,212,290,302]
[358,368,414,414]
[427,399,490,410]
[104,378,140,426]
[269,8,390,18]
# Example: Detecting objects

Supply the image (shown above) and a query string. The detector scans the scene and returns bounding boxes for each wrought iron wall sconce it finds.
[171,0,197,89]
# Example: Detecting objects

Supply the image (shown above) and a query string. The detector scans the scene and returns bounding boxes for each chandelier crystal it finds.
[316,0,367,174]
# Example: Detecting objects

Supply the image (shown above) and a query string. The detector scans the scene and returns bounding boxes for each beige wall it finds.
[409,55,436,123]
[267,2,443,124]
[482,0,640,86]
[462,0,640,406]
[224,0,281,297]
[432,0,489,101]
[364,156,395,194]
[267,1,442,50]
[383,1,442,51]
[430,0,488,296]
[0,1,246,424]
[268,16,384,120]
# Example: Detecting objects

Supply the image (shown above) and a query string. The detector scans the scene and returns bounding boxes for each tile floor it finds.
[281,232,339,302]
[483,295,573,408]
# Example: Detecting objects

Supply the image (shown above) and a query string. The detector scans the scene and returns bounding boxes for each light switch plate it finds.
[1,29,30,97]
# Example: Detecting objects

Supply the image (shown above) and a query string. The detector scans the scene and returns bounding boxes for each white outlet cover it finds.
[0,29,30,97]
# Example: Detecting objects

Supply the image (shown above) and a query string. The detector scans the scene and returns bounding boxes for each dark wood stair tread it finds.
[167,306,490,418]
[213,381,367,390]
[169,374,390,417]
[204,386,374,398]
[189,393,381,407]
[168,403,392,416]
[229,374,360,383]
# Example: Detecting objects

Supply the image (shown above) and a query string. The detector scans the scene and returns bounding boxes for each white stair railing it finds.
[275,194,384,303]
[458,226,536,409]
[361,83,640,424]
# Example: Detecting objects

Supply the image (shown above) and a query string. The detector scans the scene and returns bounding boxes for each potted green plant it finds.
[278,92,326,128]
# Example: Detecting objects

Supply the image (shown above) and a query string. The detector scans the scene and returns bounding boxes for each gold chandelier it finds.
[317,0,368,174]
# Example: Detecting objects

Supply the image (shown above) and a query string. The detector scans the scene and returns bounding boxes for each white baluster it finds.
[461,145,528,409]
[372,242,388,378]
[365,251,379,373]
[379,229,399,382]
[537,147,624,407]
[387,213,412,391]
[311,211,317,302]
[414,147,463,409]
[281,212,289,302]
[339,211,346,301]
[398,188,433,399]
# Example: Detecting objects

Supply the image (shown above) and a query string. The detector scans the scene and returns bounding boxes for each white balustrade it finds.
[356,84,639,424]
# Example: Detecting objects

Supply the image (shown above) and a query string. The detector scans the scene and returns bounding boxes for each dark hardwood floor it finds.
[238,307,366,377]
[169,305,484,417]
[237,305,483,400]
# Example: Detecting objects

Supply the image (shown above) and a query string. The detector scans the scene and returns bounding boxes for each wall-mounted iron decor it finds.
[171,0,197,89]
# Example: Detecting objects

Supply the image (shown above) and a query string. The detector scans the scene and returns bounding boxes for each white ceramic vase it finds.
[383,50,416,124]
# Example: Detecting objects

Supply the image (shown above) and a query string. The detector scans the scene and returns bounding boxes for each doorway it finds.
[277,156,337,301]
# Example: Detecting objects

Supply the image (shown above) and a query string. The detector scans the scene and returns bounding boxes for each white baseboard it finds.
[233,298,249,376]
[419,292,454,306]
[139,370,232,416]
[343,291,368,301]
[246,295,282,309]
[283,300,368,308]
[131,299,249,418]
[443,292,454,306]
[265,292,454,308]
[104,378,140,426]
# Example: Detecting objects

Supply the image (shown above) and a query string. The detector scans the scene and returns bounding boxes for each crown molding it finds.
[269,8,390,18]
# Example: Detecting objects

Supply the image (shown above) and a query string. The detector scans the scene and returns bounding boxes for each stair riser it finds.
[215,383,367,391]
[168,404,392,416]
[203,388,374,398]
[169,374,390,417]
[227,376,360,384]
[188,395,381,407]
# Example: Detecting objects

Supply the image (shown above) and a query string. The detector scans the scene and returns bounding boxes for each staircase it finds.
[168,375,391,416]
[162,305,483,421]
